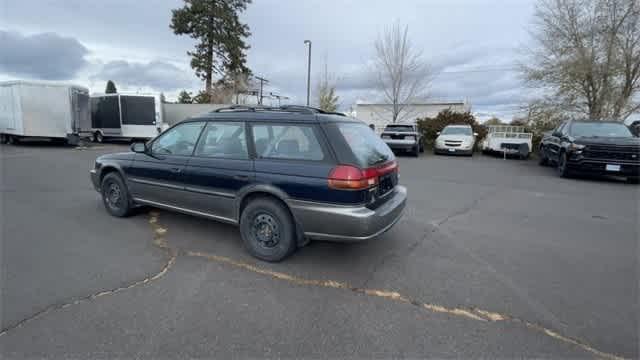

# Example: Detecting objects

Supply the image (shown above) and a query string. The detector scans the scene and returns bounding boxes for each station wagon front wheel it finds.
[240,198,296,262]
[100,172,132,217]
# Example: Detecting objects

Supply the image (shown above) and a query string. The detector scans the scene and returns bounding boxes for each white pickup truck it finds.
[480,125,533,159]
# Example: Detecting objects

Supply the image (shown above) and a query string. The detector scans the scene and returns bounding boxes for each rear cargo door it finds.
[0,85,19,133]
[71,88,90,134]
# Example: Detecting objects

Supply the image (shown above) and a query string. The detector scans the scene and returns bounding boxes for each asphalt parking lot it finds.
[1,142,637,358]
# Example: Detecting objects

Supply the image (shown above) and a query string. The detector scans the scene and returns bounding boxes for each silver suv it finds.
[381,124,423,157]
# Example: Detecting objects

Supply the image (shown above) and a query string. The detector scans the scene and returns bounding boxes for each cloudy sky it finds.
[1,0,539,120]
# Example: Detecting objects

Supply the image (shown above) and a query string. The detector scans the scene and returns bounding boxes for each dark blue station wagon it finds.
[90,106,407,261]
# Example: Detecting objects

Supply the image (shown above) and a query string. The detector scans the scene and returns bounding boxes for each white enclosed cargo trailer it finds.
[0,81,90,144]
[90,93,166,142]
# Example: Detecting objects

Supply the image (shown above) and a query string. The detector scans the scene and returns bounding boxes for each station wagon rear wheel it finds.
[240,198,296,262]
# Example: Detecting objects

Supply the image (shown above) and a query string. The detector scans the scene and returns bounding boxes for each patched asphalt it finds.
[1,142,637,358]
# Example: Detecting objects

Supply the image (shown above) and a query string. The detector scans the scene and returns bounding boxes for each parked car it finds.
[538,120,640,183]
[380,123,423,156]
[89,105,407,261]
[434,124,477,156]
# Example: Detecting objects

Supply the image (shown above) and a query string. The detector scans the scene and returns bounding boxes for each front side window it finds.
[194,122,248,159]
[252,124,325,161]
[151,122,204,156]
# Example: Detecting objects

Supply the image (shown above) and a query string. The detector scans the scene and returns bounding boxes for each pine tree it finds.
[171,0,252,103]
[105,80,117,94]
[177,90,193,104]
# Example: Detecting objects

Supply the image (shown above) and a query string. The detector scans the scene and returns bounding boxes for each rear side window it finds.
[194,122,248,159]
[336,122,394,167]
[251,124,325,161]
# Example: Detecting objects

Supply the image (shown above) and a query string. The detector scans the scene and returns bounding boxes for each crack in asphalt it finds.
[430,189,572,333]
[185,250,625,360]
[0,210,627,360]
[432,189,498,227]
[0,211,176,339]
[360,224,433,289]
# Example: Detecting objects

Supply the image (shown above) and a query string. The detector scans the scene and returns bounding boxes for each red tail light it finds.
[328,161,398,190]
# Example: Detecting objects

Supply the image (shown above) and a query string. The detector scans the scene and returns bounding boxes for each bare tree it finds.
[372,22,431,123]
[316,56,340,112]
[524,0,640,121]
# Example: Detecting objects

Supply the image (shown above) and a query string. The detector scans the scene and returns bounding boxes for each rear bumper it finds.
[289,185,407,242]
[384,139,417,150]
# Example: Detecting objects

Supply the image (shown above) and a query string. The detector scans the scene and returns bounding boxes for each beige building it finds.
[355,100,471,132]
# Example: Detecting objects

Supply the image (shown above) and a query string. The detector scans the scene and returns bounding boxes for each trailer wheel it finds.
[0,134,6,144]
[6,135,15,145]
[94,131,104,143]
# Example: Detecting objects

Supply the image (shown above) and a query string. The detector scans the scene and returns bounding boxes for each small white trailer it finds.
[90,93,166,142]
[481,125,533,159]
[0,81,90,145]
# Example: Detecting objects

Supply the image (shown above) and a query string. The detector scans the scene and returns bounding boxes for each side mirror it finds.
[473,132,478,137]
[131,142,147,153]
[436,131,441,135]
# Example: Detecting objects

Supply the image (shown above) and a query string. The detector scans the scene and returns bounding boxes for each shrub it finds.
[416,110,487,150]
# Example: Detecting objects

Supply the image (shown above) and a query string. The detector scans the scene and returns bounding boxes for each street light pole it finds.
[304,40,312,106]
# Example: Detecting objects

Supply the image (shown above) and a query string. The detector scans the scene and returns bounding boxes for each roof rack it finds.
[212,105,346,116]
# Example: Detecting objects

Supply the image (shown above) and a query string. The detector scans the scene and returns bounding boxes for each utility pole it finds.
[255,76,268,105]
[270,92,290,107]
[304,40,312,106]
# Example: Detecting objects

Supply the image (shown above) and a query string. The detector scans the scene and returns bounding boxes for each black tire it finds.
[100,172,132,217]
[412,145,420,157]
[419,143,424,153]
[240,198,297,262]
[556,151,572,178]
[538,146,549,166]
[626,177,640,184]
[94,131,104,143]
[6,135,15,145]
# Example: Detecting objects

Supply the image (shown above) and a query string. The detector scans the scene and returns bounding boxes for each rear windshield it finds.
[337,123,395,167]
[385,125,414,132]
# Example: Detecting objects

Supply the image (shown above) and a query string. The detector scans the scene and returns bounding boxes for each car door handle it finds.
[170,167,182,173]
[233,175,249,181]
